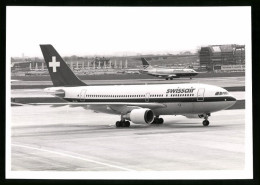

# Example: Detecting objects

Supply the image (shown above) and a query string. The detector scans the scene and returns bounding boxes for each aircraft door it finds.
[197,88,205,101]
[80,89,87,101]
[145,93,150,102]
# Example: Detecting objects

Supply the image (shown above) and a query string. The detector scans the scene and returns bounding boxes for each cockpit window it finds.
[215,91,228,95]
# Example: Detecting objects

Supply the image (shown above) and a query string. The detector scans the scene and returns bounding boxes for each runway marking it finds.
[12,143,135,171]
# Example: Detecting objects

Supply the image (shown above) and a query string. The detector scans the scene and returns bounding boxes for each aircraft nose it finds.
[230,95,237,102]
[44,88,50,92]
[227,94,237,108]
[227,91,237,101]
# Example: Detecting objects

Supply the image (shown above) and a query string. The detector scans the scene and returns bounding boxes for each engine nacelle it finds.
[124,109,154,124]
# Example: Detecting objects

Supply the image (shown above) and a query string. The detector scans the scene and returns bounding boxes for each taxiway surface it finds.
[11,106,245,171]
[11,76,245,88]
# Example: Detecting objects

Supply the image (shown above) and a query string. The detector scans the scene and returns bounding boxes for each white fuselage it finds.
[146,68,196,73]
[45,83,236,116]
[142,68,198,78]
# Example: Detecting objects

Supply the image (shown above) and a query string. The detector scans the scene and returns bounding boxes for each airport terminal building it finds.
[199,44,245,71]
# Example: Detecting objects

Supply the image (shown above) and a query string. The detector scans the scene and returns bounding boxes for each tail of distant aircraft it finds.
[40,45,86,87]
[141,58,153,70]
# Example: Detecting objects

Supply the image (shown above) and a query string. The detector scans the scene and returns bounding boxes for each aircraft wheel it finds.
[152,118,158,124]
[152,117,163,124]
[116,121,121,127]
[202,120,209,126]
[159,118,164,124]
[125,121,130,127]
[166,78,169,80]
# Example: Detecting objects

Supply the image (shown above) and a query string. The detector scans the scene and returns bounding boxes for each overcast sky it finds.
[7,6,251,57]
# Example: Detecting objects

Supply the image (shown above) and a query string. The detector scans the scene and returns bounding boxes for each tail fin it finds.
[141,58,152,69]
[40,45,86,87]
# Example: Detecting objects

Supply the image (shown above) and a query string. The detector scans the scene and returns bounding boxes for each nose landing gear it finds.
[199,113,211,126]
[202,119,210,126]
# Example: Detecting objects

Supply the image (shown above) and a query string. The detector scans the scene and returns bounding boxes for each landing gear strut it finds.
[152,116,164,124]
[116,120,130,128]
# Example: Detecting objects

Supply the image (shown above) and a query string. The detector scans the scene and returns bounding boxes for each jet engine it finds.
[123,109,154,124]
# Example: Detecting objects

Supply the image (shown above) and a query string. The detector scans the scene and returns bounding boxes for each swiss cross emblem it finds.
[49,56,60,73]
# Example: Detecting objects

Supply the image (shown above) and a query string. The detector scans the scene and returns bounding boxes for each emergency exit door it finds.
[145,93,150,102]
[197,88,205,101]
[80,89,87,101]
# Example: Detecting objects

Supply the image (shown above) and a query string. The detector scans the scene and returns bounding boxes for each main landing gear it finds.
[151,116,164,124]
[199,113,211,126]
[116,120,130,128]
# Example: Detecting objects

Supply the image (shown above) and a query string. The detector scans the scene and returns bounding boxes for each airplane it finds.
[31,44,236,128]
[140,58,198,80]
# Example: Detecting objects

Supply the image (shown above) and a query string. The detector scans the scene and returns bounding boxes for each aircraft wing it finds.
[29,102,167,109]
[29,102,166,114]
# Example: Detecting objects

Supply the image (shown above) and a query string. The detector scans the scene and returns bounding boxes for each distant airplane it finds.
[30,45,236,128]
[141,58,198,80]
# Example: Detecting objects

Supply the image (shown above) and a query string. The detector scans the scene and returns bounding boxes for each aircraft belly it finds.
[153,102,194,115]
[153,101,235,115]
[192,101,235,113]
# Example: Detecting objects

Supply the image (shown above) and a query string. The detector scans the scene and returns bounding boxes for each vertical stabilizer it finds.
[40,45,86,87]
[141,58,153,69]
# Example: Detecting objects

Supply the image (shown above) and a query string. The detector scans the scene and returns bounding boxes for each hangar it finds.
[199,44,245,71]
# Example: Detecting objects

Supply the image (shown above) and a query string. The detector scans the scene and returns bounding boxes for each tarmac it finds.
[11,76,245,88]
[11,106,245,171]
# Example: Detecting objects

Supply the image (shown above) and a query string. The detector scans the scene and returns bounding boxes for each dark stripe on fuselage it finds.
[63,96,236,103]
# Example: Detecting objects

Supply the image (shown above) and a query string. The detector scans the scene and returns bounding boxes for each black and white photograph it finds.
[6,6,252,179]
